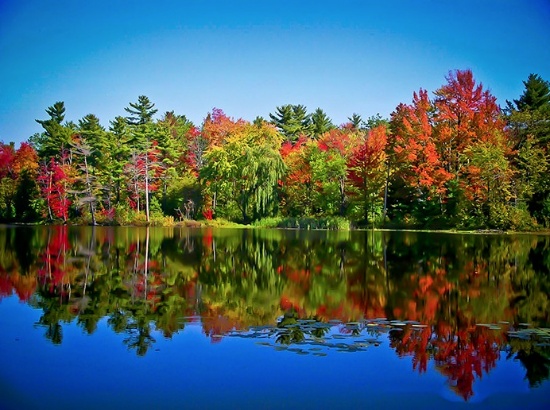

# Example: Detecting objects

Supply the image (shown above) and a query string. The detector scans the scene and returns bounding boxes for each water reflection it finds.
[0,225,549,401]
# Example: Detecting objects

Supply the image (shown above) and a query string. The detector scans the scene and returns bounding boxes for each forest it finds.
[1,69,549,230]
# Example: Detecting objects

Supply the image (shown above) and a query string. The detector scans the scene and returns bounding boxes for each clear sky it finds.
[1,0,549,144]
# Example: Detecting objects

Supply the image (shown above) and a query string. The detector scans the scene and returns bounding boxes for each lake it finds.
[0,225,549,409]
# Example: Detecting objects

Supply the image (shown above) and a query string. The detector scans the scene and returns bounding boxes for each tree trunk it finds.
[145,151,150,223]
[84,156,97,225]
[383,161,390,219]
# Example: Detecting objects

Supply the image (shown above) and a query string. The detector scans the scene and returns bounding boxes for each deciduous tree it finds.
[348,125,388,223]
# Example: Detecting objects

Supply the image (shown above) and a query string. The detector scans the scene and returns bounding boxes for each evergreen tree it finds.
[310,108,334,138]
[31,101,73,159]
[269,104,312,142]
[511,74,550,111]
[124,97,161,222]
[348,113,363,130]
[15,169,39,222]
[108,116,133,204]
[125,95,158,126]
[364,114,388,131]
[78,114,106,168]
[506,74,550,226]
[156,111,194,214]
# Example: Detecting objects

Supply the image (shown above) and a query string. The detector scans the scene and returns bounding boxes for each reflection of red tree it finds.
[37,226,71,295]
[392,267,452,323]
[387,264,510,401]
[202,308,241,343]
[124,243,163,309]
[9,272,38,301]
[280,295,304,314]
[346,273,387,320]
[392,326,432,373]
[391,320,503,401]
[202,228,213,249]
[434,324,502,401]
[0,272,10,297]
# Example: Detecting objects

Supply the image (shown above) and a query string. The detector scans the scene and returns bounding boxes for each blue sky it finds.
[1,0,549,144]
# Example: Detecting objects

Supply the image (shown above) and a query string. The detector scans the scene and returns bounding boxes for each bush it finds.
[254,216,351,230]
[252,217,283,228]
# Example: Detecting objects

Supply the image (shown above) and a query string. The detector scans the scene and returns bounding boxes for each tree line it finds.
[1,69,549,229]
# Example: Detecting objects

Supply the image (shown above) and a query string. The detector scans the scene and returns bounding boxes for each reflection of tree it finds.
[390,322,502,401]
[507,333,550,387]
[276,310,306,344]
[32,226,73,344]
[123,317,155,356]
[0,225,549,397]
[511,237,550,325]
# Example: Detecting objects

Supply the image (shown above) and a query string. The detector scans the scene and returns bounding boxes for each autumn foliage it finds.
[0,70,548,229]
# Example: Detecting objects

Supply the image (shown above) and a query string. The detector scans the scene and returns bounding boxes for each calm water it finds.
[0,226,549,409]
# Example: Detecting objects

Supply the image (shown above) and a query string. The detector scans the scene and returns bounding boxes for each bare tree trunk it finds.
[383,161,390,219]
[83,156,97,225]
[144,227,149,299]
[145,151,150,223]
[47,171,54,221]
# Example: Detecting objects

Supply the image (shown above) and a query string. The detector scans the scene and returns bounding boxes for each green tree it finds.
[364,113,388,131]
[310,130,351,216]
[461,141,514,229]
[77,114,107,168]
[125,95,158,126]
[156,111,194,215]
[108,116,133,204]
[201,122,285,223]
[70,136,100,225]
[269,104,312,142]
[31,101,73,159]
[506,74,550,225]
[511,73,550,112]
[347,113,363,130]
[124,97,161,222]
[14,169,40,222]
[310,108,334,138]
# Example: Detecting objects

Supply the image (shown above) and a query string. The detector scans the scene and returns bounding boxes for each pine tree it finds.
[506,74,550,225]
[347,113,363,130]
[124,97,160,223]
[269,104,312,141]
[310,108,334,138]
[512,74,550,111]
[125,95,158,126]
[31,101,73,160]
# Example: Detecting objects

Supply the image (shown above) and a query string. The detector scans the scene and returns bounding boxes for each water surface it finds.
[0,226,549,409]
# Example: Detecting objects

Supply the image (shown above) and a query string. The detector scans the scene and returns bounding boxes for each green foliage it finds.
[269,104,312,141]
[31,101,74,159]
[309,147,347,216]
[125,95,158,125]
[510,73,550,112]
[162,172,201,219]
[201,123,285,223]
[505,74,550,227]
[310,108,334,138]
[347,113,362,129]
[7,72,550,231]
[14,169,40,222]
[252,216,351,230]
[363,113,388,130]
[0,178,16,221]
[114,202,139,225]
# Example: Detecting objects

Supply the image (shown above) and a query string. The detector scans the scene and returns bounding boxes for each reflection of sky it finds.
[1,296,549,409]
